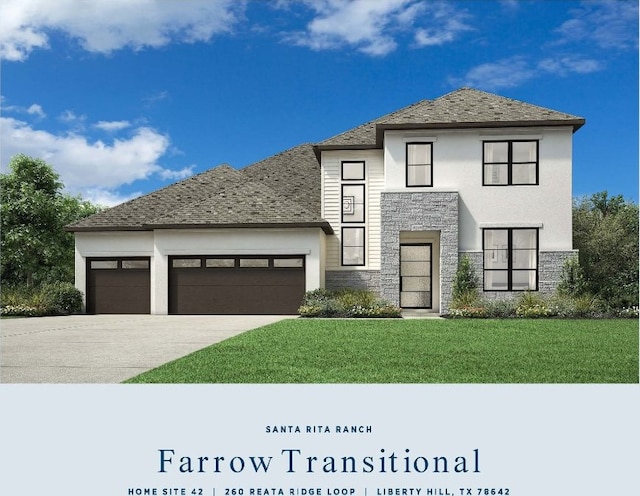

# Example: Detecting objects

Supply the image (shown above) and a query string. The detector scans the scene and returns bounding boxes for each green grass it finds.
[124,319,639,384]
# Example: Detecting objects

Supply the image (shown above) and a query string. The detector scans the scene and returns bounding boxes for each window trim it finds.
[406,142,433,188]
[341,226,366,267]
[482,228,539,291]
[341,160,365,181]
[482,140,539,186]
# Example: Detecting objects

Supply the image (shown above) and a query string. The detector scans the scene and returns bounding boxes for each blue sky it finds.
[1,0,638,206]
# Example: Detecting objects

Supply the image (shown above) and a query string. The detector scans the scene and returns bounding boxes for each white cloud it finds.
[81,188,142,208]
[0,116,193,206]
[58,109,86,124]
[450,56,536,90]
[26,104,46,118]
[538,56,603,76]
[413,3,472,47]
[143,90,170,105]
[281,0,471,56]
[94,120,132,132]
[159,166,196,181]
[556,0,639,51]
[452,53,606,91]
[0,0,245,61]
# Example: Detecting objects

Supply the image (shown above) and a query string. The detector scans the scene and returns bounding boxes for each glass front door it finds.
[399,243,432,309]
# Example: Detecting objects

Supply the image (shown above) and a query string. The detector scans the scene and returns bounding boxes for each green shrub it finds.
[0,282,83,317]
[40,282,83,315]
[451,254,479,308]
[615,306,640,318]
[515,292,552,318]
[0,304,40,317]
[298,289,401,318]
[482,299,517,318]
[557,256,588,297]
[448,306,487,318]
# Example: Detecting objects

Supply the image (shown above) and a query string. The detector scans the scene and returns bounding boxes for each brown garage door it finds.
[169,255,305,315]
[87,258,151,314]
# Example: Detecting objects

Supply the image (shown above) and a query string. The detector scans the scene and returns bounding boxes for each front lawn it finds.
[124,319,639,384]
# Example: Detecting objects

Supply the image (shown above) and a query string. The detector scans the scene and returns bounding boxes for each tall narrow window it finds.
[342,184,365,223]
[406,142,433,187]
[342,227,365,266]
[340,161,366,266]
[483,140,538,185]
[483,228,538,291]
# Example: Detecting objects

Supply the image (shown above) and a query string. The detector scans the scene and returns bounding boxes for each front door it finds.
[399,243,432,309]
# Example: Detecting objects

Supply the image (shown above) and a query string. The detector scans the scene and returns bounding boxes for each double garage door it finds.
[87,255,305,315]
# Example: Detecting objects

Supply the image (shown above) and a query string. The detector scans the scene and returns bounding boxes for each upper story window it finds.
[342,184,365,223]
[341,161,365,181]
[406,142,433,187]
[483,140,538,186]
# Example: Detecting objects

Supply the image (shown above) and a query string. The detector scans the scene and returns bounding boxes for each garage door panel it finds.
[87,259,150,314]
[171,269,303,286]
[89,287,150,314]
[169,256,305,315]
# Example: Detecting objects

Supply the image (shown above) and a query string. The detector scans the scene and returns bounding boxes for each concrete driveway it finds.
[0,314,291,383]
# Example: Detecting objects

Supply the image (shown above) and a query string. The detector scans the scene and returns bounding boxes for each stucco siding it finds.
[383,127,574,252]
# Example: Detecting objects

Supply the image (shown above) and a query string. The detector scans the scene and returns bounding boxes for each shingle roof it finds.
[148,145,324,228]
[318,87,585,149]
[67,143,331,233]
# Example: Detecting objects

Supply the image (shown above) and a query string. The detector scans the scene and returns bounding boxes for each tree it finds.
[572,191,639,307]
[0,154,101,286]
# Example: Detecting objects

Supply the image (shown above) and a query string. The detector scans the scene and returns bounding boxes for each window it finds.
[90,260,118,269]
[483,140,538,185]
[273,258,304,268]
[122,260,149,269]
[341,184,365,223]
[483,228,538,291]
[406,143,432,187]
[341,161,365,180]
[240,259,269,268]
[342,227,365,266]
[172,259,201,268]
[340,160,366,266]
[206,258,235,268]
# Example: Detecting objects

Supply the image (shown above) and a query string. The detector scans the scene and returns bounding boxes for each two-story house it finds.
[67,88,585,315]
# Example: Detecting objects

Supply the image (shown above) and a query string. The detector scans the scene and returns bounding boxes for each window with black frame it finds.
[483,140,538,185]
[483,228,538,291]
[406,142,433,187]
[342,226,365,266]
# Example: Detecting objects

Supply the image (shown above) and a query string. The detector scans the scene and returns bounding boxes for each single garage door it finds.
[87,258,151,314]
[169,255,305,315]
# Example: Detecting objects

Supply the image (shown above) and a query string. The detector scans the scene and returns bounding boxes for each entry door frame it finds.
[399,242,433,309]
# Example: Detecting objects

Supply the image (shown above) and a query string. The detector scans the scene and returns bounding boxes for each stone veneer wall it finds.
[463,250,577,300]
[325,270,381,293]
[380,191,459,314]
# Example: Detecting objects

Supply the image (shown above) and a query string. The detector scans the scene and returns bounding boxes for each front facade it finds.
[68,88,584,315]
